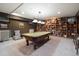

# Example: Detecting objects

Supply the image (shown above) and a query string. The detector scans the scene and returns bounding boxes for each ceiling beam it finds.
[9,3,23,14]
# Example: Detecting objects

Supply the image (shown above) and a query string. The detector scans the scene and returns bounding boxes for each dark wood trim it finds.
[9,18,32,23]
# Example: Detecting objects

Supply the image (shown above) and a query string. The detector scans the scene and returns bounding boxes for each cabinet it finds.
[0,30,10,42]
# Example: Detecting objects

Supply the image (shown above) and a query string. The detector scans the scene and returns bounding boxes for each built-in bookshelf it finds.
[44,16,77,38]
[67,19,77,38]
[60,17,68,37]
[45,17,62,36]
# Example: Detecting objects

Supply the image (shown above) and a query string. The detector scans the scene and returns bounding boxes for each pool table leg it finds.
[32,38,37,50]
[34,44,37,50]
[47,35,50,40]
[26,40,29,46]
[76,48,78,55]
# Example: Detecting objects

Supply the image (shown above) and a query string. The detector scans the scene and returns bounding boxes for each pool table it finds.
[22,32,51,49]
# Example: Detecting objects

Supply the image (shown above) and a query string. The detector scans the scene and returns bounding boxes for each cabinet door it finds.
[0,30,10,41]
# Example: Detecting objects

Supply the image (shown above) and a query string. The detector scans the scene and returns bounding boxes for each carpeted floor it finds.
[31,36,61,56]
[0,36,77,56]
[53,37,76,56]
[0,38,34,56]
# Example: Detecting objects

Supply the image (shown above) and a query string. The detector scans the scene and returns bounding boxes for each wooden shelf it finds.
[33,16,78,38]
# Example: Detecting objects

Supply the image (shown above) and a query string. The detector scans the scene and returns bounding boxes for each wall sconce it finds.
[19,22,24,28]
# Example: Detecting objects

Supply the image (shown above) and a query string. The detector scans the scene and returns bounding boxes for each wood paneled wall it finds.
[0,12,36,35]
[9,19,33,34]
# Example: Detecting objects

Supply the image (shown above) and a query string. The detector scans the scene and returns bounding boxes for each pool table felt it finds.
[22,32,50,38]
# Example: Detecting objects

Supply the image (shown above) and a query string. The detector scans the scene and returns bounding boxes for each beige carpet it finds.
[31,36,61,56]
[0,36,77,56]
[31,36,77,56]
[0,38,34,56]
[53,37,76,56]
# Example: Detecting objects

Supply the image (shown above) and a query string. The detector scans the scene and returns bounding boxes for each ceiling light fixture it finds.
[37,21,42,23]
[57,11,61,14]
[22,12,24,14]
[32,19,38,23]
[41,21,45,24]
[32,11,44,24]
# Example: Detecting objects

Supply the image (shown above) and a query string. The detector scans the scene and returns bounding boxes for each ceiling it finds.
[0,3,79,20]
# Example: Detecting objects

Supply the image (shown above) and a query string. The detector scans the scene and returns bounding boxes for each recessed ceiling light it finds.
[22,12,24,14]
[57,11,61,14]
